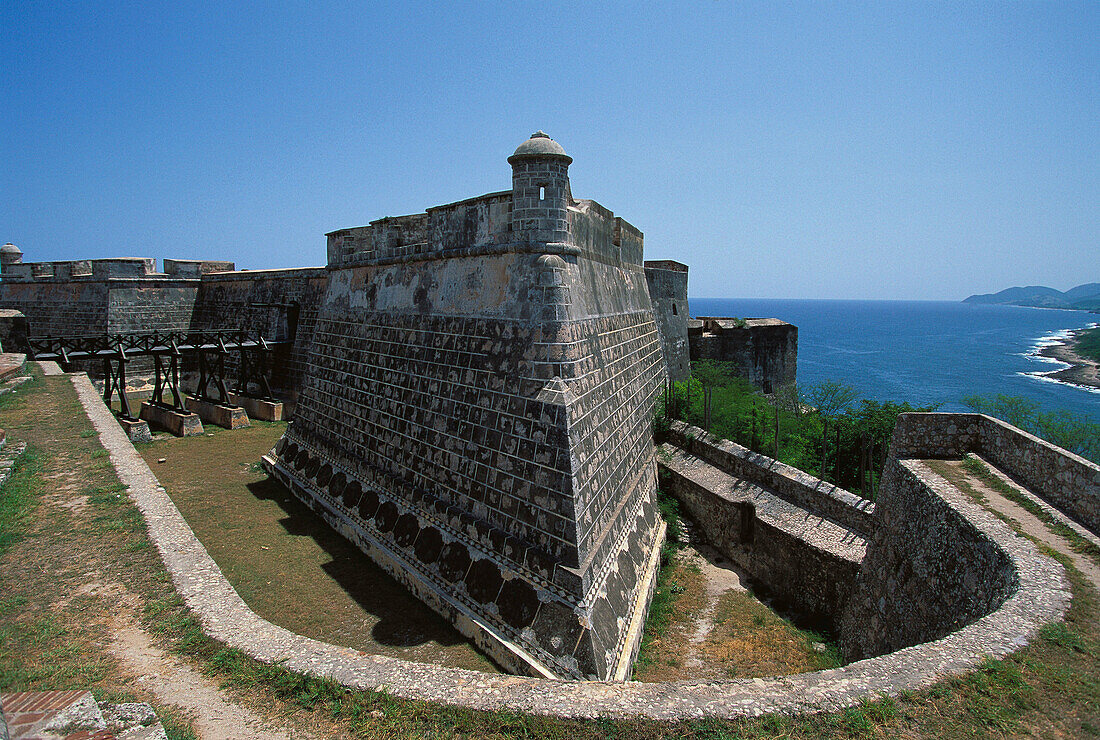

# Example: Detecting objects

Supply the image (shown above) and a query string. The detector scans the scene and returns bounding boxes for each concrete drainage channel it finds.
[69,365,1071,720]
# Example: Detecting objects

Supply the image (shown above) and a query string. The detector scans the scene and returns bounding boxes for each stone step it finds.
[1,691,167,740]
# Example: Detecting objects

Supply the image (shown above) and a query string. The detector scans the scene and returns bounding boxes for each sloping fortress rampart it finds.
[264,132,669,679]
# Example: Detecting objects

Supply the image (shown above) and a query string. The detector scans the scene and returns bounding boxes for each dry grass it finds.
[634,550,839,682]
[135,421,497,671]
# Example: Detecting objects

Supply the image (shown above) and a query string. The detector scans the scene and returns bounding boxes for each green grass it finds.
[0,447,43,556]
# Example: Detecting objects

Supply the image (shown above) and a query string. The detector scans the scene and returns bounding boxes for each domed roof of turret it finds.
[508,131,572,164]
[1,243,21,255]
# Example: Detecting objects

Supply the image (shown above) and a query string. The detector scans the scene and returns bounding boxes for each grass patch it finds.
[135,421,496,671]
[0,447,43,555]
[708,591,841,677]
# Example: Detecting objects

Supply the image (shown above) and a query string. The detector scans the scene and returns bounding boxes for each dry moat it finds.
[136,417,836,681]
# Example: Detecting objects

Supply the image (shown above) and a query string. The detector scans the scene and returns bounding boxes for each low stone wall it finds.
[666,421,874,536]
[660,461,860,624]
[892,412,1100,536]
[840,458,1022,660]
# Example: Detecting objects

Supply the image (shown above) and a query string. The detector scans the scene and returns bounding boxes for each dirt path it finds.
[934,459,1100,593]
[109,612,310,740]
[681,545,747,671]
[0,370,325,740]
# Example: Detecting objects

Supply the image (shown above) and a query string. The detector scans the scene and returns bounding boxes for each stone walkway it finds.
[933,456,1100,593]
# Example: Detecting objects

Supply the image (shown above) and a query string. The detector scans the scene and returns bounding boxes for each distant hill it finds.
[964,282,1100,312]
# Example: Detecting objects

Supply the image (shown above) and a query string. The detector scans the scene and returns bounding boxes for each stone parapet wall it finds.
[665,420,875,535]
[1,257,159,282]
[839,458,1022,660]
[892,412,1100,536]
[659,454,861,623]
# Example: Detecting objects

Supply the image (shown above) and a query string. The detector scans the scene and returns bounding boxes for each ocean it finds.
[688,298,1100,423]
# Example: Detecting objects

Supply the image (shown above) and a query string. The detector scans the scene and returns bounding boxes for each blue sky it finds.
[2,2,1096,300]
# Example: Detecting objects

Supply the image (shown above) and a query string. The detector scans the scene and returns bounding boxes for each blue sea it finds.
[688,299,1100,423]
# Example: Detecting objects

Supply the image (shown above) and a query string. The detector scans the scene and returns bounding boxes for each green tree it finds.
[803,381,858,480]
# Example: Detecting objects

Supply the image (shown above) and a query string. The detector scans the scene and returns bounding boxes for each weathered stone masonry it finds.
[689,317,797,392]
[264,133,667,680]
[643,260,689,383]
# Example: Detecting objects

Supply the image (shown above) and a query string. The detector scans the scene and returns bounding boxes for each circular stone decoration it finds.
[328,471,346,499]
[304,457,321,479]
[282,443,298,464]
[294,449,311,471]
[374,500,399,532]
[437,542,472,584]
[342,480,363,508]
[392,514,421,548]
[496,578,540,630]
[413,527,444,564]
[355,486,377,517]
[316,464,333,488]
[465,558,504,604]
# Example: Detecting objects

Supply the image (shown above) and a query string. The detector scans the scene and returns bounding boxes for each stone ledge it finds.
[226,393,283,422]
[73,372,1071,720]
[185,398,250,429]
[139,403,204,437]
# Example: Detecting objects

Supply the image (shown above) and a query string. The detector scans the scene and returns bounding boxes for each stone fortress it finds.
[0,133,1094,712]
[0,132,794,680]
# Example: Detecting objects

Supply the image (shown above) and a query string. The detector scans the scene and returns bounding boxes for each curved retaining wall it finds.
[840,458,1020,661]
[73,372,1070,720]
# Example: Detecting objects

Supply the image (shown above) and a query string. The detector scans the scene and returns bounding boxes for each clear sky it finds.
[2,2,1096,300]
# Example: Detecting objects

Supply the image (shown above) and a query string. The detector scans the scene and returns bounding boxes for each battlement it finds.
[326,133,644,272]
[0,256,235,282]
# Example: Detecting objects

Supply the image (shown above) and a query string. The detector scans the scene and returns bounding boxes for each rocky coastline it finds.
[1038,327,1100,390]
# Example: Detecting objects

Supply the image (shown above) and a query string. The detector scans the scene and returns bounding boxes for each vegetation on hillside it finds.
[962,393,1100,463]
[1075,326,1100,364]
[655,361,934,499]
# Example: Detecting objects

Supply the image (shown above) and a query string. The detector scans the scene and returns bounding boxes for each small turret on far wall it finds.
[508,131,573,245]
[1,243,24,275]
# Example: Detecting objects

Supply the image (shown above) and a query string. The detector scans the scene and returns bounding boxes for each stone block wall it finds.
[0,280,110,338]
[107,280,200,334]
[268,245,666,680]
[643,261,689,383]
[892,412,1100,536]
[688,317,797,393]
[660,457,861,624]
[191,268,328,397]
